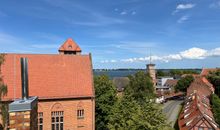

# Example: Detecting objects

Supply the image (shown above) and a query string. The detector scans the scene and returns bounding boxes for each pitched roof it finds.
[187,77,214,96]
[112,77,130,92]
[1,54,94,100]
[200,68,218,76]
[164,79,178,87]
[178,92,219,130]
[178,76,219,130]
[58,38,81,52]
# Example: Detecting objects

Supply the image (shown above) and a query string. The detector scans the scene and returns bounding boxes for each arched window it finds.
[77,102,84,119]
[51,103,64,130]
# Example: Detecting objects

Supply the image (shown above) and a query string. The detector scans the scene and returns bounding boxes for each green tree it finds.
[211,94,220,125]
[207,69,220,97]
[175,75,194,92]
[108,71,171,130]
[0,54,8,129]
[125,71,155,103]
[95,75,117,130]
[108,97,171,130]
[156,70,166,77]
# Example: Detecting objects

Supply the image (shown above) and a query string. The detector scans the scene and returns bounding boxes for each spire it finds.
[58,38,81,55]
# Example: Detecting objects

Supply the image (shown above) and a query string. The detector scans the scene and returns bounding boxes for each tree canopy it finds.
[94,75,117,130]
[124,71,155,103]
[211,94,220,125]
[175,75,194,92]
[95,72,172,130]
[0,54,8,129]
[207,69,220,97]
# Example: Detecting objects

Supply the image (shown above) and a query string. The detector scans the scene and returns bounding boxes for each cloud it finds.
[180,47,207,59]
[210,1,220,8]
[131,11,137,15]
[176,4,196,10]
[42,0,125,26]
[177,15,189,23]
[172,3,195,15]
[120,11,127,15]
[100,47,220,64]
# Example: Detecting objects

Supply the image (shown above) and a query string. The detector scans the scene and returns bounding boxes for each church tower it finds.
[58,38,81,55]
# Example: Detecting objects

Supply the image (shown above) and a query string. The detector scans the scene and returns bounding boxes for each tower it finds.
[58,38,82,55]
[147,63,156,87]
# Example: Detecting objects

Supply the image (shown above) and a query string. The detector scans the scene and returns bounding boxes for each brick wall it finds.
[38,98,95,130]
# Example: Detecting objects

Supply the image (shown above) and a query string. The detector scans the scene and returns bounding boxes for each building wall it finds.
[38,98,95,130]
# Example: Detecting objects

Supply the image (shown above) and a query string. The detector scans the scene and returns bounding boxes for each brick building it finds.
[0,38,95,130]
[178,76,219,130]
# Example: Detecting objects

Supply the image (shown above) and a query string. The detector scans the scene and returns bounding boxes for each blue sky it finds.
[0,0,220,69]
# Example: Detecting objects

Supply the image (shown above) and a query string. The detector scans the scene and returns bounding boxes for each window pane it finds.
[60,123,63,130]
[56,124,59,130]
[52,117,55,123]
[39,125,43,130]
[60,117,63,122]
[40,118,43,124]
[56,117,59,122]
[52,124,55,130]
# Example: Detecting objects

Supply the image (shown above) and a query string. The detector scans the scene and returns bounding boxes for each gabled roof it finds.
[58,38,81,52]
[164,79,178,87]
[179,76,219,130]
[178,92,219,130]
[201,68,218,76]
[1,54,94,100]
[187,77,214,97]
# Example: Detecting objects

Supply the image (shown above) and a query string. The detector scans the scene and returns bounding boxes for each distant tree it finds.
[175,75,194,92]
[211,94,220,125]
[170,69,182,77]
[125,71,155,103]
[156,70,166,77]
[94,75,117,130]
[0,54,8,129]
[207,69,220,97]
[169,69,198,77]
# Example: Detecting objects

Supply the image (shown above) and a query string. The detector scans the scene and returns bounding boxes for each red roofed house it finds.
[0,38,95,130]
[178,77,219,130]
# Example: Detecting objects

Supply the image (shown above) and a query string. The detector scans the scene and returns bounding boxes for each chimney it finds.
[9,57,38,130]
[21,57,29,100]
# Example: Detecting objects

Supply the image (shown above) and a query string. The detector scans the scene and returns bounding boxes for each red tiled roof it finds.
[58,38,81,52]
[179,77,219,130]
[200,68,218,76]
[1,54,94,100]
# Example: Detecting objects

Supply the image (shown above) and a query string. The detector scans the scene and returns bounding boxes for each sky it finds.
[0,0,220,69]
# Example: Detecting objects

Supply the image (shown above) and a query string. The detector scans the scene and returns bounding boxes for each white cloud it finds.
[180,47,207,59]
[210,1,220,8]
[120,11,127,15]
[177,15,189,23]
[100,47,220,64]
[176,4,196,10]
[172,3,195,15]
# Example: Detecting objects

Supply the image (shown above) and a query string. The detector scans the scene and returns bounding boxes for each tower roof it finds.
[58,38,81,52]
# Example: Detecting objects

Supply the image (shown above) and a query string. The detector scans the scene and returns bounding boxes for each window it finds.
[51,111,64,130]
[77,109,84,119]
[198,127,204,130]
[38,112,43,130]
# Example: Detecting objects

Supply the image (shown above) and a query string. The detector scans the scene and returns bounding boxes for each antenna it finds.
[149,48,152,64]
